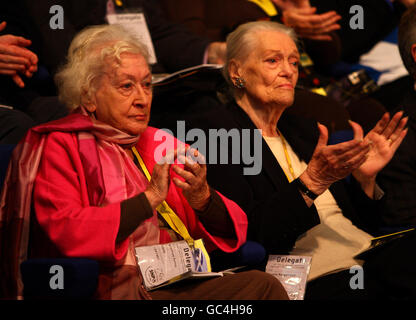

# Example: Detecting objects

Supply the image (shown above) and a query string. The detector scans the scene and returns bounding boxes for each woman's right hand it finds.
[299,121,370,196]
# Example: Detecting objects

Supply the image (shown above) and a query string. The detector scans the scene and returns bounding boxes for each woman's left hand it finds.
[172,146,211,211]
[353,111,408,181]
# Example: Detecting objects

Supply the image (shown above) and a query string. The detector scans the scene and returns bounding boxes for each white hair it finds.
[55,24,150,110]
[223,21,299,87]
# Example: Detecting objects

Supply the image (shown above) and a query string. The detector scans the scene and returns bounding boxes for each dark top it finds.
[184,100,384,254]
[377,87,416,227]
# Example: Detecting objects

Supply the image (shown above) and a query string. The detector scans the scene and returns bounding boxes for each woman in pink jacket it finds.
[0,24,287,300]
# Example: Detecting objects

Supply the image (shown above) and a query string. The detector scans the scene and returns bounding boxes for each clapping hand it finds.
[172,146,211,211]
[300,120,370,196]
[300,112,407,200]
[353,112,408,181]
[144,147,211,212]
[272,0,341,41]
[281,7,341,41]
[0,21,38,88]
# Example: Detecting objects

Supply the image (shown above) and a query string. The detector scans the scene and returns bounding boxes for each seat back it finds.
[21,258,99,299]
[0,144,16,190]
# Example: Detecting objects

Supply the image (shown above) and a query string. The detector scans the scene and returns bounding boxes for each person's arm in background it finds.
[143,0,225,72]
[0,21,38,88]
[394,0,416,8]
[269,0,342,66]
[272,0,341,41]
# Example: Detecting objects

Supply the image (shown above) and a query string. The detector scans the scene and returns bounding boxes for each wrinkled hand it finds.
[206,42,226,65]
[172,147,211,211]
[272,0,311,10]
[353,112,408,181]
[281,7,341,41]
[0,21,38,88]
[300,121,370,196]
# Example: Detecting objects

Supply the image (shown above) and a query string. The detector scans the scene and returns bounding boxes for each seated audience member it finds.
[185,21,416,300]
[21,0,225,75]
[157,0,399,130]
[0,21,38,144]
[160,0,342,68]
[377,5,416,227]
[0,17,68,142]
[0,24,289,300]
[272,0,341,42]
[0,21,38,89]
[0,107,34,144]
[2,0,227,144]
[156,0,354,134]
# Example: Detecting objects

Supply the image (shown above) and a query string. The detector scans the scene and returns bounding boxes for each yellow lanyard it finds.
[131,147,213,272]
[248,0,278,16]
[131,147,195,248]
[114,0,123,7]
[276,129,296,182]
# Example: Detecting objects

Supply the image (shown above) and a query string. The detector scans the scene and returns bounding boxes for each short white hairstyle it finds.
[55,24,150,110]
[223,21,299,87]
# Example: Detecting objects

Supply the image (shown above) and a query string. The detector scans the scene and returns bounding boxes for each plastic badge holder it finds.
[266,255,312,300]
[135,240,221,290]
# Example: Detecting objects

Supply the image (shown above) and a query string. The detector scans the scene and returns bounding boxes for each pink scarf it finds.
[0,107,154,299]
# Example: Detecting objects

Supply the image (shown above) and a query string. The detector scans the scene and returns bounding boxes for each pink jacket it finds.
[32,126,248,262]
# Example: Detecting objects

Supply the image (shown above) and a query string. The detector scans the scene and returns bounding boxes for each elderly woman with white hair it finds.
[0,24,289,300]
[186,20,416,299]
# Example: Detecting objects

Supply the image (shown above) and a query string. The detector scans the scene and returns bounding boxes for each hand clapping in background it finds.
[0,21,38,88]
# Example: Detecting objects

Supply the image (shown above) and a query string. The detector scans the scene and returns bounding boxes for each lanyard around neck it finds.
[276,129,296,182]
[131,147,195,248]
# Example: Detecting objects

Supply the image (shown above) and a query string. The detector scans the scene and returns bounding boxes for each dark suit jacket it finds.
[186,101,383,254]
[377,88,416,227]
